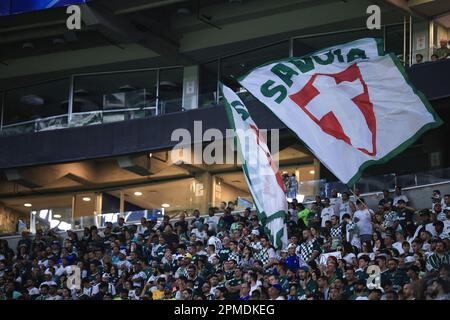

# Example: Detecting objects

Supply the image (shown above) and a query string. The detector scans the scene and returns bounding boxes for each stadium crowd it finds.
[0,187,449,301]
[415,39,450,64]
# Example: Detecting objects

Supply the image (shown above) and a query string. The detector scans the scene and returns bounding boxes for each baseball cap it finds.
[299,266,310,272]
[404,256,416,264]
[271,283,282,292]
[431,190,441,200]
[251,229,260,236]
[419,210,431,216]
[184,253,193,259]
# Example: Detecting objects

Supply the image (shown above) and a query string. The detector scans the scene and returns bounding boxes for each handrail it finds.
[2,114,68,128]
[1,106,160,130]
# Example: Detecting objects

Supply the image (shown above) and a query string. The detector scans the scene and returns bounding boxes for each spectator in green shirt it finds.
[436,39,450,59]
[297,204,310,228]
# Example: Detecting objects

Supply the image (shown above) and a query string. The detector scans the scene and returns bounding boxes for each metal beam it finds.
[408,0,435,7]
[381,0,413,13]
[82,3,182,58]
[117,156,153,176]
[4,169,42,189]
[64,173,95,186]
[114,0,191,15]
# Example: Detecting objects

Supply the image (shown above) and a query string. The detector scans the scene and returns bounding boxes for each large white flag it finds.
[221,83,288,249]
[238,38,442,185]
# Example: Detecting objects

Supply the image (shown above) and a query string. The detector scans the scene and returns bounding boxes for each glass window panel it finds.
[3,78,70,135]
[199,60,219,108]
[385,24,405,58]
[158,67,183,114]
[71,70,157,127]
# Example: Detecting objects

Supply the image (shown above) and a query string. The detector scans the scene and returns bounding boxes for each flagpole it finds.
[349,188,367,209]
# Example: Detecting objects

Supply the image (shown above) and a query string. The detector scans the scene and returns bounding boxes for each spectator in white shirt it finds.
[136,217,147,235]
[393,186,409,206]
[433,202,446,222]
[204,208,219,233]
[443,208,450,236]
[335,192,356,222]
[392,230,407,255]
[320,198,334,228]
[353,199,373,243]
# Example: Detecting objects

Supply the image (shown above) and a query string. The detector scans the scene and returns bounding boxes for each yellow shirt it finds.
[152,289,164,300]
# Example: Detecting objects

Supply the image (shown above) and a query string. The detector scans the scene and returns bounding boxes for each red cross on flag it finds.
[238,38,442,185]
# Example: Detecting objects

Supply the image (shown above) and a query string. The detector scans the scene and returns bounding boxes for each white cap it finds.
[404,256,416,264]
[251,229,260,236]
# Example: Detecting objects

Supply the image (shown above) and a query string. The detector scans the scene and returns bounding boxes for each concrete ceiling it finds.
[0,140,313,198]
[0,0,408,82]
[408,0,450,17]
[435,13,450,28]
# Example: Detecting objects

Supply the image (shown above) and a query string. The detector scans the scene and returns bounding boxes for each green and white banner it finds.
[238,38,442,185]
[221,83,288,249]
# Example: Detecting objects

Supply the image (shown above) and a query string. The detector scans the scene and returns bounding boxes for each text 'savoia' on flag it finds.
[221,83,288,249]
[238,38,443,186]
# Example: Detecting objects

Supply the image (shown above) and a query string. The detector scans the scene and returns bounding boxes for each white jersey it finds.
[321,206,334,227]
[393,194,409,206]
[204,216,220,232]
[337,201,353,222]
[207,236,222,253]
[353,209,373,236]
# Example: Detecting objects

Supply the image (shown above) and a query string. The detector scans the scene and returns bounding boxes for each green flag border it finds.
[220,82,286,248]
[236,38,443,187]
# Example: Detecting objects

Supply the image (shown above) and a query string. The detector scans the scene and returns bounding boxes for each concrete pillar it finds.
[194,171,213,214]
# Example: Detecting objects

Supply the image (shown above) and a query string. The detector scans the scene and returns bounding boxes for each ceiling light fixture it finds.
[309,170,315,175]
[20,94,44,106]
[53,214,62,218]
[52,38,65,45]
[161,203,170,208]
[24,203,32,207]
[134,191,143,196]
[82,197,91,202]
[177,8,191,15]
[22,42,35,49]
